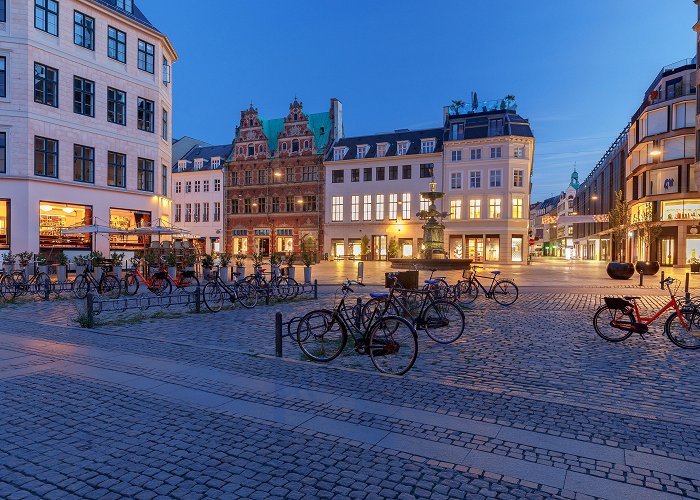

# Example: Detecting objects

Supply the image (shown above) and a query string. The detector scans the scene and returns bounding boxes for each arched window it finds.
[238,147,243,155]
[258,145,263,153]
[282,142,288,151]
[292,140,299,152]
[247,144,254,156]
[249,118,254,127]
[304,140,309,149]
[293,113,298,121]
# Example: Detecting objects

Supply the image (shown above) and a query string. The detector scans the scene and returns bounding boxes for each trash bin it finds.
[385,271,418,289]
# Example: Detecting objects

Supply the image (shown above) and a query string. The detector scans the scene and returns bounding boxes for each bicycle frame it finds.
[621,295,689,330]
[464,270,499,297]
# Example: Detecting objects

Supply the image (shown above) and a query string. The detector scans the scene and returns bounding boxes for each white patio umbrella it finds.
[60,224,130,235]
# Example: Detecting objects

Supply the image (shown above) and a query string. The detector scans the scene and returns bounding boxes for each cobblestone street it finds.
[1,260,700,499]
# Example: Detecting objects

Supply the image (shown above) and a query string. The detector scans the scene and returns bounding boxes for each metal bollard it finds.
[314,279,318,300]
[86,293,95,328]
[639,270,643,287]
[686,272,691,302]
[194,286,201,313]
[275,312,283,357]
[660,271,665,290]
[357,262,364,283]
[44,276,51,300]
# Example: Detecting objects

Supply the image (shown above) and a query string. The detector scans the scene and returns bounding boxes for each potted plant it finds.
[219,252,232,282]
[634,204,662,276]
[252,252,264,271]
[388,238,399,259]
[74,255,87,276]
[90,251,105,281]
[201,253,214,280]
[302,251,315,284]
[691,258,700,273]
[165,251,178,279]
[111,252,125,278]
[285,253,297,280]
[145,250,160,277]
[56,251,68,282]
[360,235,371,261]
[17,251,33,278]
[184,253,197,271]
[607,190,635,280]
[270,253,282,279]
[235,253,246,281]
[2,252,14,274]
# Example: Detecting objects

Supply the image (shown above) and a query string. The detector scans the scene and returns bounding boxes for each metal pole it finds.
[314,279,318,300]
[357,262,364,283]
[265,288,270,306]
[44,276,50,300]
[660,271,665,290]
[86,293,95,328]
[639,270,643,287]
[686,272,691,302]
[275,312,283,357]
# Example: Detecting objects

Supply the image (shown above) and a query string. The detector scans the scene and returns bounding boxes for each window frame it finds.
[34,62,58,108]
[137,39,155,74]
[162,109,169,141]
[73,144,94,183]
[107,87,127,126]
[0,132,6,174]
[34,136,59,178]
[137,157,154,192]
[107,151,126,188]
[35,0,59,36]
[0,56,6,99]
[73,76,95,117]
[331,196,344,222]
[107,26,127,63]
[489,169,502,188]
[450,172,462,190]
[73,10,95,50]
[137,97,155,133]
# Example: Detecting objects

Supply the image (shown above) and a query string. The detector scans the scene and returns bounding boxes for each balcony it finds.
[448,98,517,116]
[648,83,696,106]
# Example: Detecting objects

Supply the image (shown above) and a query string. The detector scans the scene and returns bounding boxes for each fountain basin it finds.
[390,258,473,270]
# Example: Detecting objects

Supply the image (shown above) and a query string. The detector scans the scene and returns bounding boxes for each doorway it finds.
[256,237,270,256]
[372,235,387,261]
[660,238,675,266]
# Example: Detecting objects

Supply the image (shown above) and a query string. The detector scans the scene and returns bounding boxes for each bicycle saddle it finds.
[424,279,440,285]
[232,272,241,276]
[370,292,389,299]
[623,296,640,300]
[491,271,501,275]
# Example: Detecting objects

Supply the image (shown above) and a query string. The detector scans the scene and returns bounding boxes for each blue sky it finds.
[143,0,696,201]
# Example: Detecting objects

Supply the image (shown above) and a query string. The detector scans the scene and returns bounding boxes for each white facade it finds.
[0,0,176,259]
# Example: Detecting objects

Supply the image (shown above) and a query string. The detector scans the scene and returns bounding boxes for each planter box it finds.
[113,266,122,278]
[691,264,700,273]
[287,267,296,281]
[57,265,67,283]
[385,271,419,289]
[304,266,312,284]
[94,268,103,282]
[220,266,229,283]
[3,263,12,273]
[236,266,245,281]
[606,262,635,280]
[75,265,85,276]
[38,265,49,275]
[271,266,280,279]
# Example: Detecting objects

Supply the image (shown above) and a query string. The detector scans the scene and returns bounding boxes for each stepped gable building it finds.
[225,98,342,257]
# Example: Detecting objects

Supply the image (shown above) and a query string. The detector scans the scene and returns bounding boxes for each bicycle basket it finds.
[603,297,633,311]
[153,271,169,280]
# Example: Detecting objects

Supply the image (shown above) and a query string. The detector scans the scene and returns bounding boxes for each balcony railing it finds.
[648,83,696,105]
[448,98,517,116]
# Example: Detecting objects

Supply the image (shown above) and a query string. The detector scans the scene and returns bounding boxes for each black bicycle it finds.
[73,266,121,299]
[203,267,259,312]
[455,265,519,306]
[296,280,418,375]
[245,266,300,300]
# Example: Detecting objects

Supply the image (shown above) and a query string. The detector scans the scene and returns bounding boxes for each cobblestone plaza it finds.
[0,260,699,498]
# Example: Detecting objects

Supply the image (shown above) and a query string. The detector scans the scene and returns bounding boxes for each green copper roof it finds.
[261,117,285,153]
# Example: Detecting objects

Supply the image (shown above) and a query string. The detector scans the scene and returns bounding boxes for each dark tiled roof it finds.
[446,110,534,140]
[90,0,160,32]
[326,128,443,161]
[173,144,233,172]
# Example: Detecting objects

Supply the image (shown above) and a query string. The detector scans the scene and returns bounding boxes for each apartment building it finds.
[0,0,176,258]
[324,128,443,260]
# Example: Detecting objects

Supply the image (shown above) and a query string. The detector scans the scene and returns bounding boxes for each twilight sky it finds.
[143,0,696,201]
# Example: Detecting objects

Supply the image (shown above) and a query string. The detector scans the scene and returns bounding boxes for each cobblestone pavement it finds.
[1,276,700,498]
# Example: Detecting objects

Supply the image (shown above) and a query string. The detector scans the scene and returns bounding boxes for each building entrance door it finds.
[256,237,270,256]
[372,235,387,261]
[466,237,484,262]
[660,238,675,266]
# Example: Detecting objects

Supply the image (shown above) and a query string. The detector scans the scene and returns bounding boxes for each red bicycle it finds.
[593,276,700,349]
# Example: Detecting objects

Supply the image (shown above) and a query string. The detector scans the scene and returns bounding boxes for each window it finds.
[73,144,94,183]
[332,170,344,183]
[214,202,221,222]
[389,166,398,180]
[375,194,385,220]
[389,194,398,220]
[203,180,209,192]
[0,132,5,173]
[292,140,299,153]
[162,57,171,86]
[514,147,525,159]
[471,149,481,160]
[185,204,192,222]
[137,158,154,192]
[332,196,343,222]
[488,119,504,136]
[244,198,251,214]
[376,167,385,181]
[450,200,462,220]
[0,57,5,98]
[162,165,167,196]
[35,0,58,36]
[211,158,220,168]
[513,169,524,188]
[244,171,252,185]
[489,198,501,218]
[451,151,462,162]
[673,101,695,130]
[303,195,316,212]
[162,110,168,140]
[107,88,127,125]
[397,142,409,155]
[202,203,209,222]
[469,171,481,189]
[174,204,181,223]
[402,193,411,220]
[0,0,5,22]
[489,170,502,188]
[116,0,133,12]
[137,98,155,132]
[286,196,294,212]
[333,148,345,161]
[286,167,294,182]
[351,168,359,182]
[451,123,464,140]
[107,27,127,63]
[34,136,58,178]
[257,197,266,213]
[185,181,191,193]
[194,180,200,192]
[363,168,372,182]
[175,181,181,194]
[73,76,94,117]
[302,166,317,181]
[351,195,360,221]
[363,195,372,221]
[230,199,239,215]
[402,165,412,179]
[247,144,254,157]
[512,198,523,219]
[230,172,238,186]
[108,152,126,188]
[490,147,502,159]
[377,144,387,157]
[74,11,94,50]
[138,40,155,73]
[420,196,430,212]
[214,179,221,192]
[34,63,58,107]
[421,139,435,154]
[469,199,481,219]
[272,197,280,213]
[450,172,462,189]
[420,164,433,178]
[356,145,367,159]
[258,169,266,184]
[193,203,200,222]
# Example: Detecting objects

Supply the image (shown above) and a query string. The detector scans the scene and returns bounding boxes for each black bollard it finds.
[275,312,283,357]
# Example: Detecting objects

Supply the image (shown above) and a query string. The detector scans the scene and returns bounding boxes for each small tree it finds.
[635,204,662,262]
[360,235,371,260]
[608,190,631,262]
[449,99,465,115]
[388,237,399,259]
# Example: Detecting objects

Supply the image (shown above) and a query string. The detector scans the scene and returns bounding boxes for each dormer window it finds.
[177,160,187,171]
[293,113,298,121]
[333,147,346,161]
[249,119,254,127]
[247,144,254,156]
[397,141,410,156]
[420,139,436,154]
[377,143,388,158]
[116,0,133,13]
[194,159,204,170]
[282,142,288,151]
[211,157,221,168]
[356,145,368,159]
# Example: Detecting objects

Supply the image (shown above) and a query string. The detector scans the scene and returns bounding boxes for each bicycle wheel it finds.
[123,274,140,296]
[285,277,301,299]
[368,315,418,375]
[236,281,258,309]
[180,274,200,292]
[0,274,18,301]
[593,305,635,342]
[150,277,172,296]
[296,309,347,362]
[455,279,478,305]
[422,300,465,344]
[32,273,51,295]
[73,275,90,299]
[424,279,450,300]
[361,297,398,329]
[11,272,28,297]
[273,277,290,300]
[203,281,224,312]
[665,310,700,349]
[492,279,519,306]
[98,275,121,299]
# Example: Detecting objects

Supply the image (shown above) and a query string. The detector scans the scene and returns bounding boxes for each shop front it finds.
[331,239,345,258]
[39,201,93,252]
[372,235,387,261]
[253,229,271,256]
[398,238,413,258]
[449,235,463,259]
[231,229,248,255]
[466,236,484,262]
[0,199,8,251]
[485,235,500,262]
[511,235,524,262]
[109,208,152,250]
[276,229,294,253]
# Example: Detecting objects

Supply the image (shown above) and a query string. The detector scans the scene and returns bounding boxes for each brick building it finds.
[225,98,342,258]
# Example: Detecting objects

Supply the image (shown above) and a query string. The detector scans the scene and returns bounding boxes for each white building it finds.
[324,128,443,260]
[0,0,176,260]
[172,144,232,254]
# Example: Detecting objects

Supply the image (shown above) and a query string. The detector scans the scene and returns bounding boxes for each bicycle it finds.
[160,256,200,292]
[123,258,172,296]
[202,267,258,312]
[594,276,700,349]
[420,267,452,300]
[73,265,121,299]
[245,266,300,300]
[362,273,465,344]
[0,269,17,301]
[9,262,52,297]
[296,279,418,375]
[454,265,519,306]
